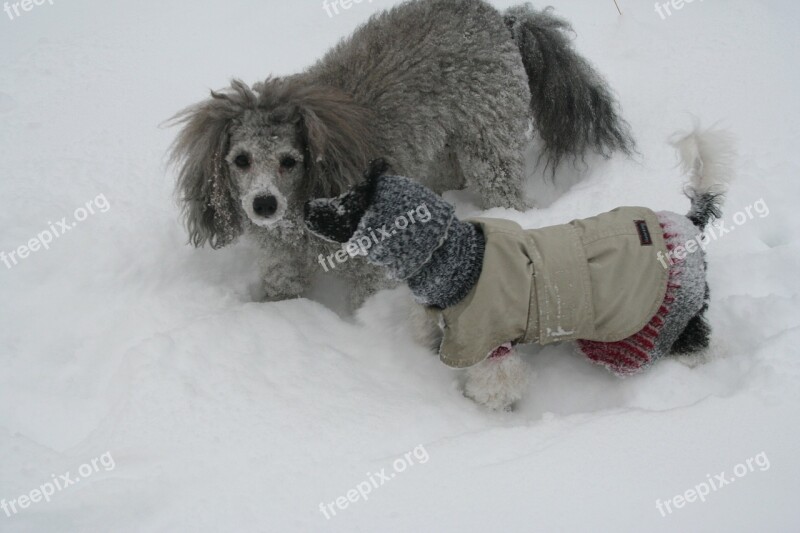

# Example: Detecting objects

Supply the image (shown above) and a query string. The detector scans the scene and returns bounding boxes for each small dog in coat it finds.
[304,128,735,410]
[168,0,633,306]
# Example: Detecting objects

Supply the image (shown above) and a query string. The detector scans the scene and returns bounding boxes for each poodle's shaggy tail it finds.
[504,4,635,171]
[671,126,736,230]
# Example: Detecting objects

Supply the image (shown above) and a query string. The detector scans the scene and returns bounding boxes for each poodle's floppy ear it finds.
[167,80,256,248]
[292,84,380,198]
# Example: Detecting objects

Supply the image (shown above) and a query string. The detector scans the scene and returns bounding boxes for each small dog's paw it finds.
[674,353,707,368]
[463,350,531,411]
[675,338,725,368]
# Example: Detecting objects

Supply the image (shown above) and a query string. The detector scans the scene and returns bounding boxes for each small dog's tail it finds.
[672,126,736,230]
[503,4,634,171]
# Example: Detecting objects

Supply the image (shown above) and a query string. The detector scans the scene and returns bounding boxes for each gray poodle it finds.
[169,0,633,305]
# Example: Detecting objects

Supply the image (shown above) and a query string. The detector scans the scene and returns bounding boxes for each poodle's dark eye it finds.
[233,154,251,169]
[280,155,297,169]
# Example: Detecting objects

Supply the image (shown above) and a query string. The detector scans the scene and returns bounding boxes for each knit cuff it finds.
[407,221,485,309]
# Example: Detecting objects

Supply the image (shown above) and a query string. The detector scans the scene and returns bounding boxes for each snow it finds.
[1,0,799,531]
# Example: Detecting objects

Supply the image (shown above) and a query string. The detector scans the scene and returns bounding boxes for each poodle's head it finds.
[168,78,378,248]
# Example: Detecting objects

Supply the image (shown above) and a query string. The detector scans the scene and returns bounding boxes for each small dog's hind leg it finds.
[670,283,711,356]
[670,283,712,367]
[670,312,711,354]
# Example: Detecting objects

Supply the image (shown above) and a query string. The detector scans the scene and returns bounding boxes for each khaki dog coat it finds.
[428,207,670,368]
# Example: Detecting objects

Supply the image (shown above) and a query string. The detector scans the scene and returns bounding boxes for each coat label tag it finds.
[635,220,652,246]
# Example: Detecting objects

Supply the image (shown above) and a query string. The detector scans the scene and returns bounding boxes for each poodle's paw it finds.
[507,194,532,212]
[260,265,308,302]
[262,277,305,302]
[463,347,531,411]
[483,191,530,212]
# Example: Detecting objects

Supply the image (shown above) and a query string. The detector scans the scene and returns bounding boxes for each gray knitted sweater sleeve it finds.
[304,171,485,309]
[406,218,485,308]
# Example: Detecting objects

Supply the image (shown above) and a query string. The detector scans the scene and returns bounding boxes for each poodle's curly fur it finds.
[168,0,633,304]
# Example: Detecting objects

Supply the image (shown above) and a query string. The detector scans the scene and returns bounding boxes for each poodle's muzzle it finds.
[242,183,287,227]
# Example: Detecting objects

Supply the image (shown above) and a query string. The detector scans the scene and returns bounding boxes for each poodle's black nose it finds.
[253,195,278,217]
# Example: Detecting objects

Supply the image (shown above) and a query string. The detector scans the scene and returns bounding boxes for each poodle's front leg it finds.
[463,344,531,411]
[346,262,398,310]
[258,237,312,302]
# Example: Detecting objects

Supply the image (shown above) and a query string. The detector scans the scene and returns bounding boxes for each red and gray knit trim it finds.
[575,212,705,376]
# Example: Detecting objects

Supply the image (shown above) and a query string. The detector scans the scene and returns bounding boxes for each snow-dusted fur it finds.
[464,350,532,411]
[673,126,736,229]
[168,0,632,304]
[506,5,634,170]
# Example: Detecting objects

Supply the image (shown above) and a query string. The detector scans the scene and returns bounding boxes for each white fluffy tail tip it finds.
[670,125,736,195]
